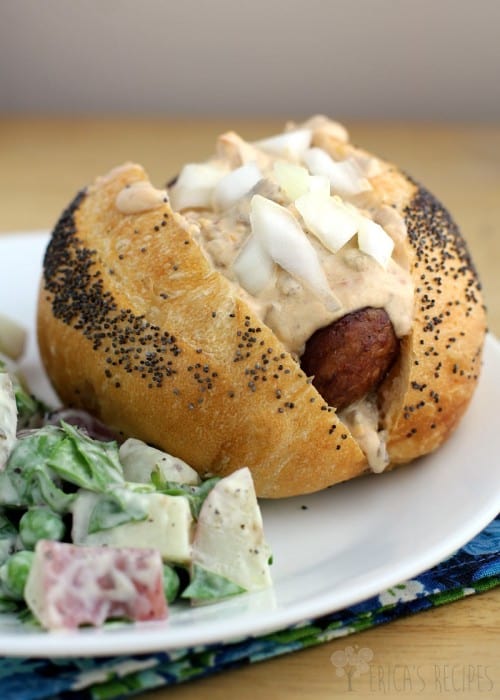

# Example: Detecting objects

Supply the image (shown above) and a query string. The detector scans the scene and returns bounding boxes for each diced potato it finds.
[72,490,193,564]
[119,438,200,485]
[25,540,167,629]
[191,468,272,592]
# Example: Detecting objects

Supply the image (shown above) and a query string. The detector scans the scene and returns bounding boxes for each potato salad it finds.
[0,314,272,630]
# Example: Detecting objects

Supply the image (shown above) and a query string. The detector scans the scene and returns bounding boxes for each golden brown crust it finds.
[380,186,486,463]
[37,165,368,497]
[37,152,486,497]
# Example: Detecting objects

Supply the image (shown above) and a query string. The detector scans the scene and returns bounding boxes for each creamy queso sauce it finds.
[178,121,414,360]
[184,208,413,358]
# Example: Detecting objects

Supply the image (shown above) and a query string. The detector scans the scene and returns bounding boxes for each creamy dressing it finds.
[340,396,389,473]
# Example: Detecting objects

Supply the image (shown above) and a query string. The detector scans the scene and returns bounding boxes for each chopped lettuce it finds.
[48,421,124,491]
[86,489,149,534]
[163,564,181,603]
[151,469,220,518]
[0,426,76,512]
[181,565,245,602]
[14,389,48,430]
[0,421,123,511]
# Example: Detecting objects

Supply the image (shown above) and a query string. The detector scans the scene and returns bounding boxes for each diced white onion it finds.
[273,161,310,201]
[169,163,226,211]
[303,148,372,197]
[212,162,262,211]
[254,129,312,159]
[233,233,275,295]
[295,191,359,253]
[250,195,340,311]
[357,218,395,268]
[307,174,331,197]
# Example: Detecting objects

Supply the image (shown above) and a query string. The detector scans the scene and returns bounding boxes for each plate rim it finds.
[0,231,498,658]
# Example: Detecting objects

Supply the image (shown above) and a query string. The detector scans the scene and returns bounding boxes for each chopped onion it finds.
[357,218,395,268]
[273,161,310,201]
[212,162,262,211]
[254,129,312,159]
[307,174,331,197]
[303,148,372,197]
[295,191,359,253]
[250,195,340,311]
[169,163,226,211]
[233,233,275,295]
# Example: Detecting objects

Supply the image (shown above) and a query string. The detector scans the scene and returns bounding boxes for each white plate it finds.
[0,231,499,658]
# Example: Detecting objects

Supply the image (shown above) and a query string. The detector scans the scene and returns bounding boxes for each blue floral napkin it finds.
[0,515,498,700]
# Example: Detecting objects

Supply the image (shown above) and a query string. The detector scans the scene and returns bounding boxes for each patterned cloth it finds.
[0,515,498,700]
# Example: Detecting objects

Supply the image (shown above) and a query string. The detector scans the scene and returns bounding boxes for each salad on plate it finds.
[0,312,272,630]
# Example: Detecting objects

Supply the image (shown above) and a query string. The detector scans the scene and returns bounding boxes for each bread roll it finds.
[37,118,486,497]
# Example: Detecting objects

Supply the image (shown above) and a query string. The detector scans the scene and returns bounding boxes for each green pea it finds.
[0,550,34,600]
[19,508,65,550]
[163,564,181,604]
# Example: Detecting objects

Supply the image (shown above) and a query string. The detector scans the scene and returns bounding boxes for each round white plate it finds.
[0,231,499,658]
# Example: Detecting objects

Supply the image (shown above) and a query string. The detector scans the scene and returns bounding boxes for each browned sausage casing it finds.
[300,307,399,410]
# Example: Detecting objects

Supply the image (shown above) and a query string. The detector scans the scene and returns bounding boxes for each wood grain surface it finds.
[0,118,498,699]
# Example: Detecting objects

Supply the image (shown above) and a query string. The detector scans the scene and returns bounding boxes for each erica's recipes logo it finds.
[330,644,374,691]
[329,645,496,694]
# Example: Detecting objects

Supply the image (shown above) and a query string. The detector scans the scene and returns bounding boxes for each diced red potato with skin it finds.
[24,540,167,630]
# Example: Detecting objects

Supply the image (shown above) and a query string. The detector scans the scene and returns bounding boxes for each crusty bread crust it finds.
[381,185,485,463]
[37,154,486,497]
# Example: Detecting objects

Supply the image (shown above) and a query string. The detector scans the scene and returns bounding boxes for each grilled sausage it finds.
[301,307,399,410]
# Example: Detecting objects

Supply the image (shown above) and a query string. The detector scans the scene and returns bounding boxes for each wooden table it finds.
[0,119,498,699]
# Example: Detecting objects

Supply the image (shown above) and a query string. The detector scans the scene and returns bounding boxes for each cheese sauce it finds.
[176,120,414,359]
